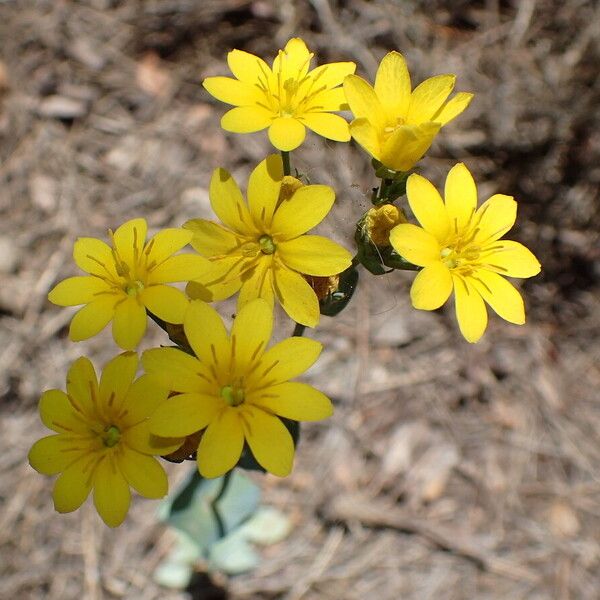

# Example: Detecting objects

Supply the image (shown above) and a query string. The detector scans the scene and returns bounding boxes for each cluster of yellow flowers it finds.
[30,38,540,527]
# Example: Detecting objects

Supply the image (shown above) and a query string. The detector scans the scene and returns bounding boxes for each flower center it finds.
[125,279,145,296]
[383,116,406,139]
[102,425,121,448]
[258,235,276,255]
[441,243,482,274]
[220,385,245,407]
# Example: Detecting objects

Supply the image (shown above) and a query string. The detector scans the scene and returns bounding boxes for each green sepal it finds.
[319,265,359,317]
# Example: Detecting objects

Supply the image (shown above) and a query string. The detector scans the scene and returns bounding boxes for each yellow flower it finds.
[389,164,541,343]
[343,51,473,172]
[144,299,333,478]
[48,218,212,350]
[203,38,356,151]
[184,155,352,327]
[28,353,182,527]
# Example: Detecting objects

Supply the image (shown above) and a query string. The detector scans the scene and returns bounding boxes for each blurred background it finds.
[1,1,599,598]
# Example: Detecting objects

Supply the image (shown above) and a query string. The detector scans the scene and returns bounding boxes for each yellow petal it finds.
[273,38,312,79]
[432,92,474,125]
[483,241,541,278]
[277,235,351,276]
[98,351,138,410]
[471,270,525,325]
[250,382,333,421]
[389,223,440,267]
[247,154,283,229]
[197,408,244,478]
[410,262,453,310]
[474,194,517,244]
[406,173,450,241]
[202,76,263,106]
[221,105,274,133]
[39,389,89,434]
[69,295,118,342]
[123,420,182,455]
[306,61,356,89]
[247,337,322,389]
[453,274,488,343]
[209,167,256,235]
[112,297,147,350]
[268,117,306,151]
[343,75,385,131]
[66,357,98,418]
[120,373,171,427]
[185,219,241,257]
[407,74,456,124]
[48,276,111,306]
[301,112,350,142]
[272,263,319,327]
[73,237,118,278]
[444,163,477,230]
[184,300,231,368]
[140,285,188,324]
[150,392,220,437]
[231,298,273,378]
[118,451,168,499]
[271,184,335,240]
[374,51,411,119]
[145,228,193,266]
[307,86,348,111]
[242,407,293,477]
[113,218,147,268]
[142,348,213,394]
[149,254,215,283]
[186,276,242,303]
[237,258,275,308]
[349,118,381,160]
[380,122,440,172]
[29,434,76,475]
[53,456,93,513]
[227,49,271,84]
[93,456,131,527]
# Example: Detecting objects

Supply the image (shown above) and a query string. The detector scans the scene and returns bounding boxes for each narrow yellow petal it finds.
[306,87,348,111]
[343,75,385,131]
[98,352,138,410]
[113,218,147,268]
[227,49,271,84]
[66,357,98,418]
[69,295,118,342]
[374,51,411,119]
[145,228,193,266]
[432,92,474,125]
[123,420,182,455]
[406,173,450,242]
[380,122,440,172]
[140,285,188,324]
[148,253,216,284]
[52,457,93,513]
[444,163,477,230]
[272,264,319,327]
[242,407,293,477]
[453,274,488,343]
[29,435,76,475]
[93,456,131,527]
[410,263,453,310]
[197,408,245,478]
[306,61,356,89]
[277,235,351,276]
[48,276,111,306]
[472,270,525,325]
[112,297,147,350]
[249,382,333,421]
[274,38,312,79]
[482,241,541,278]
[39,389,88,434]
[349,118,382,160]
[118,452,168,499]
[209,167,256,235]
[186,276,242,303]
[202,76,263,106]
[185,219,241,257]
[184,300,231,368]
[301,112,350,142]
[474,194,517,244]
[271,184,335,240]
[221,105,273,133]
[142,348,212,394]
[268,117,306,151]
[73,237,118,278]
[247,154,283,229]
[120,373,171,427]
[407,74,456,124]
[389,223,441,267]
[237,258,275,309]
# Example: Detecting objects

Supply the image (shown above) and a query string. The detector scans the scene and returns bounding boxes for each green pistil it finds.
[102,425,121,448]
[125,279,144,296]
[258,235,276,255]
[220,385,245,407]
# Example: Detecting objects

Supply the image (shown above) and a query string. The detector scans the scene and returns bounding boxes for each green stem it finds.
[211,470,233,539]
[281,151,291,176]
[292,322,306,337]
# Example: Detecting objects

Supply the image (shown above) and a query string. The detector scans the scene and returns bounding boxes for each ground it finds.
[1,1,599,599]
